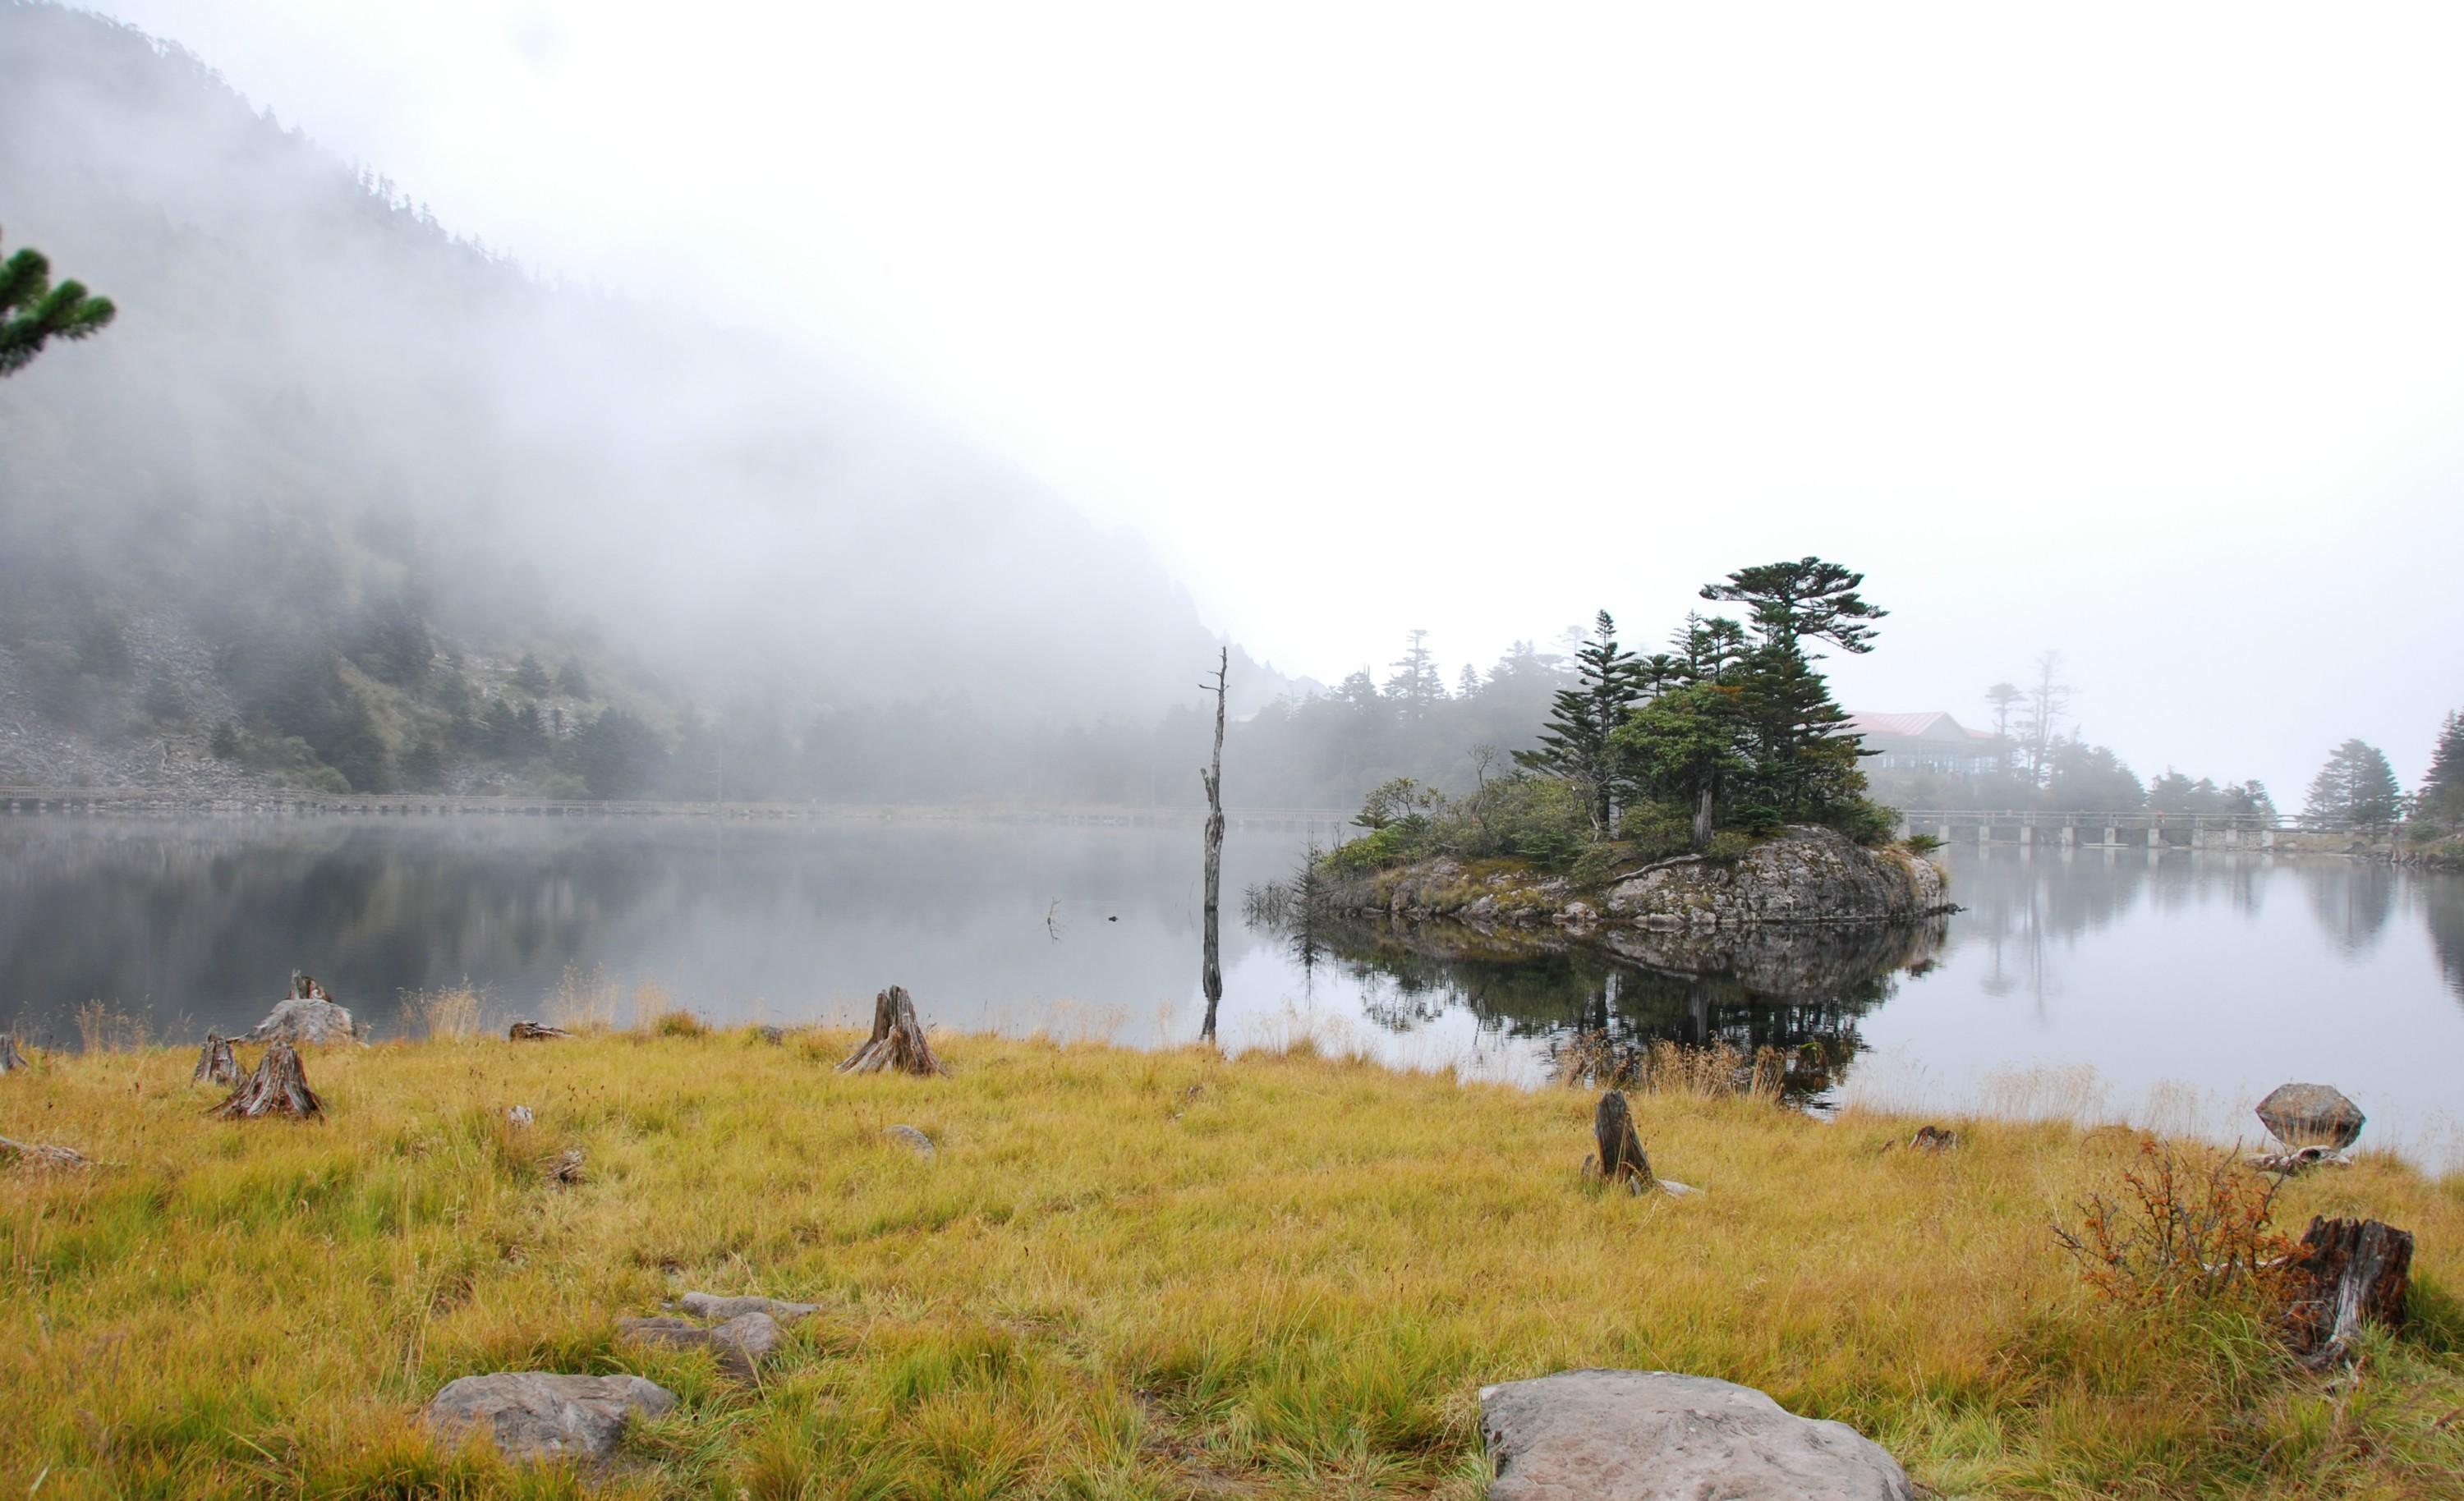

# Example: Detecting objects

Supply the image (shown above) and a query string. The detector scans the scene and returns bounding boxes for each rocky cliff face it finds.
[1333,826,1949,939]
[1602,826,1947,930]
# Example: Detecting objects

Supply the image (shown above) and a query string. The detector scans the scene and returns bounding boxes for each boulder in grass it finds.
[1480,1370,1915,1501]
[2255,1083,2365,1150]
[424,1372,674,1462]
[618,1311,782,1379]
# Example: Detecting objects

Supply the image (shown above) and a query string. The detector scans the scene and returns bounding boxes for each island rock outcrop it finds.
[1334,826,1947,938]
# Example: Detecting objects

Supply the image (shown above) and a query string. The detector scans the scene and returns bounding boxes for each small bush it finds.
[2053,1139,2292,1307]
[651,1008,710,1039]
[1900,832,1944,856]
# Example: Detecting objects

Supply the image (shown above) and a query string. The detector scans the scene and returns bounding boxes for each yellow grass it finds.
[2,1027,2461,1500]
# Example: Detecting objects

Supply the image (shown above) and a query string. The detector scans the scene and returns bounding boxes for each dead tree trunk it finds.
[2286,1215,2413,1367]
[289,971,329,1001]
[1592,1090,1654,1191]
[208,1040,324,1120]
[1199,647,1227,1044]
[0,1031,28,1073]
[507,1021,573,1041]
[0,1136,88,1170]
[191,1032,237,1085]
[837,986,945,1076]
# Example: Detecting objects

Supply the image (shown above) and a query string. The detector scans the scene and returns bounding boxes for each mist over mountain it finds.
[0,2,1282,798]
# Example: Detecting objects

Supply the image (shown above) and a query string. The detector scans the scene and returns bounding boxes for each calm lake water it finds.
[4,815,2460,1168]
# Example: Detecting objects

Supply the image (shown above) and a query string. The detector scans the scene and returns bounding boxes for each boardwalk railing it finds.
[1895,809,2281,849]
[0,787,1354,831]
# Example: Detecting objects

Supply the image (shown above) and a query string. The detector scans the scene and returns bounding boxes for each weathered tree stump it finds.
[508,1021,572,1042]
[207,1040,324,1121]
[0,1031,28,1073]
[192,1032,238,1085]
[289,970,330,1001]
[836,986,946,1076]
[0,1135,89,1170]
[2285,1215,2412,1367]
[1593,1090,1654,1192]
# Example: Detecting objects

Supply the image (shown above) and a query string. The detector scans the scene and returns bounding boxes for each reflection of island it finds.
[1299,914,1946,1105]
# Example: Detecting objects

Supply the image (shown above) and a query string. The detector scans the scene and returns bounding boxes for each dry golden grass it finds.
[1,1026,2459,1500]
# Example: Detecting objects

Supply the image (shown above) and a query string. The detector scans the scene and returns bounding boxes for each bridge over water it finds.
[1896,808,2287,850]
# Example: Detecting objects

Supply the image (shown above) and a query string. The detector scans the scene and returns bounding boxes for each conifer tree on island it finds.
[0,228,115,376]
[1515,610,1644,829]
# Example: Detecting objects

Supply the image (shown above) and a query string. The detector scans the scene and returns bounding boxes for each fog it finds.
[10,1,2464,803]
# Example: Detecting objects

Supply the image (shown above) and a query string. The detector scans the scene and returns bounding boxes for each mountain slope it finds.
[0,2,1275,796]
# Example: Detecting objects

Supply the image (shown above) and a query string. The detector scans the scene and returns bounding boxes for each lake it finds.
[4,815,2459,1168]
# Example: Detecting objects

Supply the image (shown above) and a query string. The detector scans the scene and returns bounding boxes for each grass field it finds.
[3,1016,2462,1499]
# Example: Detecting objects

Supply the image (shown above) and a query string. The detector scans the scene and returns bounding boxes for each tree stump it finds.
[508,1021,572,1041]
[192,1032,238,1086]
[289,970,330,1001]
[836,986,945,1076]
[2285,1215,2412,1367]
[1593,1090,1654,1191]
[207,1040,324,1120]
[0,1031,28,1074]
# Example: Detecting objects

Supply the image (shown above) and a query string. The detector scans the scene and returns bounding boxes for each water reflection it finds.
[5,819,2463,1164]
[1285,916,1946,1105]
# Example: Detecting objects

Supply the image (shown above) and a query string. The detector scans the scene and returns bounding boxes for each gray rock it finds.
[1480,1370,1915,1501]
[424,1372,674,1462]
[1602,826,1947,930]
[618,1311,782,1379]
[885,1124,936,1159]
[675,1291,820,1323]
[241,997,358,1045]
[2256,1082,2365,1150]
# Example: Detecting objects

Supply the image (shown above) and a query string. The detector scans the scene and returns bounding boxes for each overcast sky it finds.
[97,1,2464,797]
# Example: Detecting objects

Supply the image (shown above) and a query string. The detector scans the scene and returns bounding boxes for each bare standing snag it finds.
[836,985,945,1076]
[1198,646,1227,1044]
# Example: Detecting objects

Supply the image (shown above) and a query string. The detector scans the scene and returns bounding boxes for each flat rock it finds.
[424,1372,674,1462]
[2256,1082,2365,1150]
[618,1311,782,1379]
[885,1124,936,1159]
[675,1291,819,1322]
[241,997,359,1045]
[1481,1370,1914,1501]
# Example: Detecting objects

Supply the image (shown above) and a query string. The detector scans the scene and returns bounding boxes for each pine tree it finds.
[1384,629,1444,714]
[1699,557,1888,659]
[2304,739,2402,828]
[1515,610,1644,828]
[512,652,551,696]
[1455,663,1482,700]
[2420,710,2464,825]
[0,231,115,377]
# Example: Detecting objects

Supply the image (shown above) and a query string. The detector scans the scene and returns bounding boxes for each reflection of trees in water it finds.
[2302,861,2397,957]
[2421,876,2464,1003]
[1311,917,1942,1104]
[1948,848,2158,1015]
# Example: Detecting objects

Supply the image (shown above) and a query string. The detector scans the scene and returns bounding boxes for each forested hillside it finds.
[0,2,1278,800]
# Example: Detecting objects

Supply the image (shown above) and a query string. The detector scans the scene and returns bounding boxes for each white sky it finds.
[96,1,2464,796]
